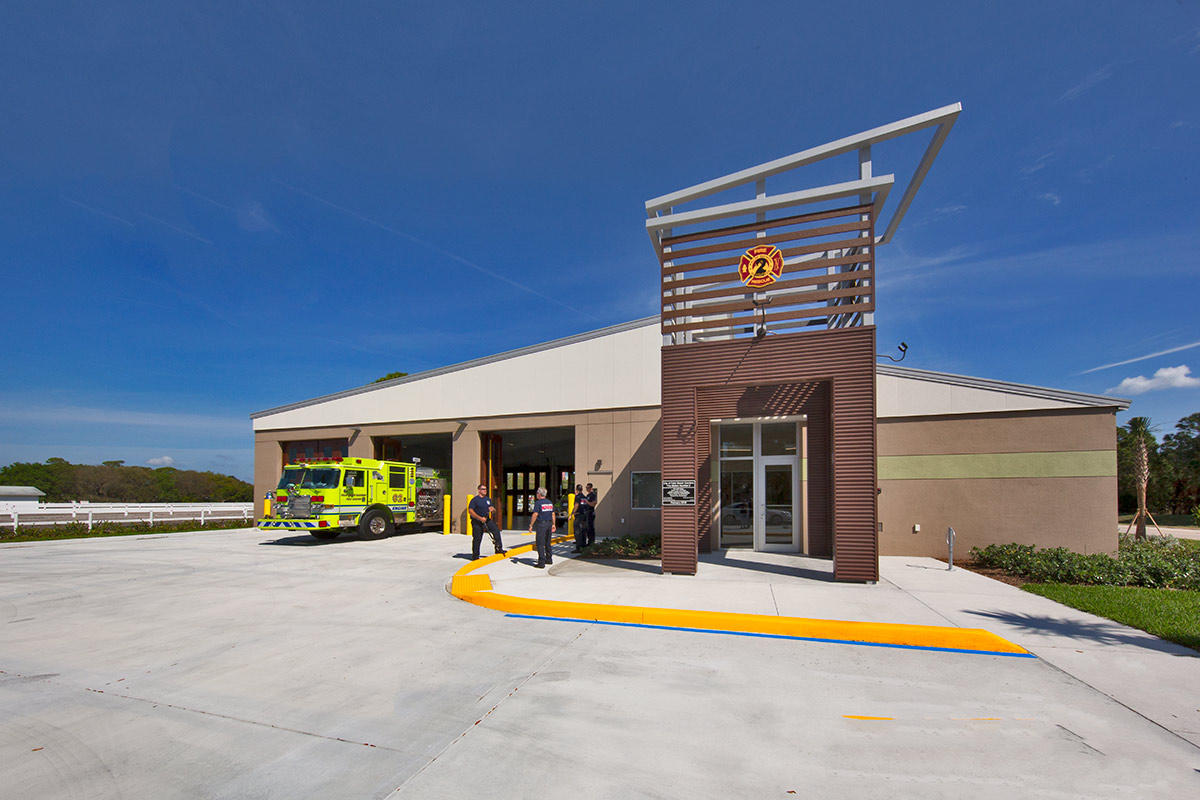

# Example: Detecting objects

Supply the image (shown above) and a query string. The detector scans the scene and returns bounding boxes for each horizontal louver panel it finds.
[661,205,875,341]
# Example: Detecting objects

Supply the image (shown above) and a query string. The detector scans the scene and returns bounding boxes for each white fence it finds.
[0,502,256,530]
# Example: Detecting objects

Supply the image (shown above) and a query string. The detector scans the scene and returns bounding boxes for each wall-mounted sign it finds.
[738,244,784,289]
[662,479,696,506]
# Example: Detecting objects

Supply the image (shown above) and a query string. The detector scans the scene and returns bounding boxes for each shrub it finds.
[971,535,1200,591]
[585,534,661,558]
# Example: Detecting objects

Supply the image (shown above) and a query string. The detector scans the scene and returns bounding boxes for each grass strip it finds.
[1118,513,1198,529]
[0,518,254,543]
[1022,582,1200,652]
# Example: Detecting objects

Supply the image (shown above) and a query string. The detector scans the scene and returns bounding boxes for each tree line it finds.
[1117,413,1200,516]
[0,458,252,503]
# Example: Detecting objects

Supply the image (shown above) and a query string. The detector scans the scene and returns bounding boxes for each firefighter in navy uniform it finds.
[468,484,505,560]
[528,486,557,568]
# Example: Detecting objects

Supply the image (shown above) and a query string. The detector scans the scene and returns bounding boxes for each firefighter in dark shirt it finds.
[583,482,598,546]
[528,486,556,568]
[572,483,586,553]
[468,484,505,560]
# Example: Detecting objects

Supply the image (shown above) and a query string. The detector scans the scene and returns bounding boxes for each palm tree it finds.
[1124,417,1162,540]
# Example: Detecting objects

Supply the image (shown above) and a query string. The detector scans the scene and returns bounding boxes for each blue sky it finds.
[2,1,1197,482]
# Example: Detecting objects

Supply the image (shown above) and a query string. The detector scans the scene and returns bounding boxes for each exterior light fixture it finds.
[878,342,908,363]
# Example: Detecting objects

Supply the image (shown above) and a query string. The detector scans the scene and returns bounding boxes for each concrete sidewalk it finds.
[1142,525,1200,541]
[459,531,1200,749]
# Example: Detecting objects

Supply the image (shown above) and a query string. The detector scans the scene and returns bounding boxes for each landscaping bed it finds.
[577,534,661,559]
[966,535,1200,652]
[971,535,1200,591]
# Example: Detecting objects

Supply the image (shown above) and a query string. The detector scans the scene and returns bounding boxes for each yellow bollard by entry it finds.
[443,494,451,535]
[507,495,513,529]
[262,498,272,518]
[568,492,575,537]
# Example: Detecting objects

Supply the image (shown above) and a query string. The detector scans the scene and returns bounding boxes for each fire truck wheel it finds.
[309,530,340,540]
[359,509,393,540]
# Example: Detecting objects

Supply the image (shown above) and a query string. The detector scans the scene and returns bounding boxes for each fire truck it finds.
[257,457,446,540]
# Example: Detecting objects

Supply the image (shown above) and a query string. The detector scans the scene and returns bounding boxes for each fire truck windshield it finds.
[297,468,341,489]
[277,468,304,490]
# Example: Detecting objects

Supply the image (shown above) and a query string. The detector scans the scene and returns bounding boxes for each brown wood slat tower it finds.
[646,104,961,581]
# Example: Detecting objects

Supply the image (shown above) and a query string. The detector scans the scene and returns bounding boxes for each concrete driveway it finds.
[1,528,1197,798]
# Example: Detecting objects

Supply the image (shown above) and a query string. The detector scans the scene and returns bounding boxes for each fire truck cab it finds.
[257,457,445,540]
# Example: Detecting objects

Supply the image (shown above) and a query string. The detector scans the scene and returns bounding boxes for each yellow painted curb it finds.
[451,573,492,594]
[448,537,1030,656]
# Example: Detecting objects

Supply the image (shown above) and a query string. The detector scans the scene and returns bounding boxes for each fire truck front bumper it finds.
[257,518,338,531]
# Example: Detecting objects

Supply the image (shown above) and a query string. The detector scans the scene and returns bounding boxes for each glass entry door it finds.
[718,462,754,548]
[759,459,798,551]
[718,420,802,552]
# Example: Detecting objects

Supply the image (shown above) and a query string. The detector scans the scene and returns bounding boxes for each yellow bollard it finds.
[568,492,575,537]
[443,494,451,535]
[262,498,272,518]
[465,495,475,536]
[507,495,513,529]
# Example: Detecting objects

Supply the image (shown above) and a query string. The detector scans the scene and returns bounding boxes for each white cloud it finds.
[1107,365,1200,396]
[1059,65,1115,102]
[146,456,177,467]
[139,212,212,245]
[237,201,278,233]
[912,203,968,228]
[1080,339,1200,374]
[1038,192,1062,206]
[1021,153,1053,176]
[1077,154,1114,182]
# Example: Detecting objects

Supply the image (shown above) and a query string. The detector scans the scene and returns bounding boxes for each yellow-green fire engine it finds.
[257,457,446,540]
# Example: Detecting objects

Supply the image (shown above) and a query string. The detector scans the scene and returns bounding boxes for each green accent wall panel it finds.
[878,450,1116,480]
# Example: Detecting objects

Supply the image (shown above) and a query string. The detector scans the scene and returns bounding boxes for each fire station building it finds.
[251,104,1127,581]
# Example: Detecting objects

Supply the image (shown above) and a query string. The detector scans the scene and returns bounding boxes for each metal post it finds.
[946,527,956,570]
[87,509,93,530]
[201,508,206,526]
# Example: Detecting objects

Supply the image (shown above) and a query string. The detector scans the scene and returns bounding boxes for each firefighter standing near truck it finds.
[529,486,556,568]
[468,484,506,560]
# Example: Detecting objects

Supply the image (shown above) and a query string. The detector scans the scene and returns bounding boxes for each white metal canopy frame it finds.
[646,104,961,342]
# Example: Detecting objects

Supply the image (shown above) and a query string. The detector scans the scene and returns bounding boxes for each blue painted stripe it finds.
[503,614,1038,659]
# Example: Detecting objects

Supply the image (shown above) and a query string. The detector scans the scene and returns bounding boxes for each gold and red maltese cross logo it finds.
[738,244,784,289]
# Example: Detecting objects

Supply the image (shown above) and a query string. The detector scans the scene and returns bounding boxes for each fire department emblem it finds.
[738,244,784,288]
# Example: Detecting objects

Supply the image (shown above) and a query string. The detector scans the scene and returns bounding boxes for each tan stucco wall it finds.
[255,405,1119,557]
[877,409,1119,556]
[575,409,662,539]
[254,408,663,537]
